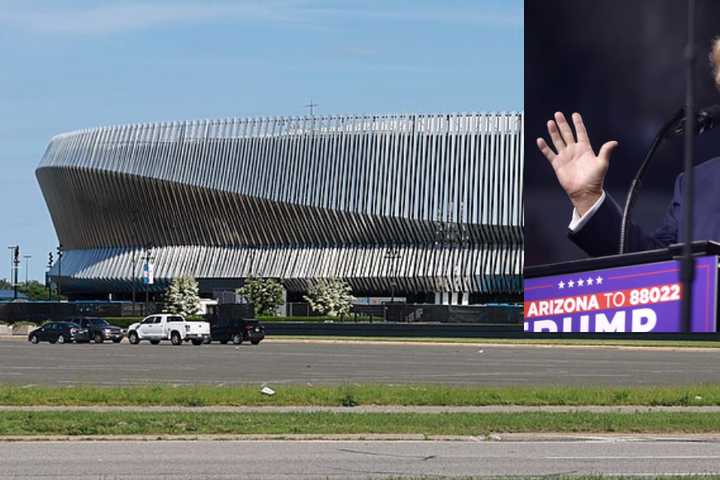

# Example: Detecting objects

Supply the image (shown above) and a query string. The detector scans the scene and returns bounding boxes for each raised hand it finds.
[536,112,618,216]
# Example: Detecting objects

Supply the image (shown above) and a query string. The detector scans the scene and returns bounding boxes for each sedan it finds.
[28,321,90,344]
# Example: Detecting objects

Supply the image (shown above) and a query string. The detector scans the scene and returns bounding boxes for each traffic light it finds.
[48,251,54,267]
[13,246,19,265]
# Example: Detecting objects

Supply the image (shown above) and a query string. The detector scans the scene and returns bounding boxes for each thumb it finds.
[598,140,618,162]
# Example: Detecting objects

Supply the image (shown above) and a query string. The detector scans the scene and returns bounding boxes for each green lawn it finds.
[2,411,720,436]
[4,384,720,407]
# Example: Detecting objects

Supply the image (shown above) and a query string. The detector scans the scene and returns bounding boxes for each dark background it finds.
[525,0,720,267]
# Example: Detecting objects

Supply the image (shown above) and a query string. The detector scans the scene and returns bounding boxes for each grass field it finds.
[3,384,720,407]
[2,411,720,436]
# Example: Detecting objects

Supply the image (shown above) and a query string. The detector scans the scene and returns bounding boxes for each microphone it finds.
[672,104,720,136]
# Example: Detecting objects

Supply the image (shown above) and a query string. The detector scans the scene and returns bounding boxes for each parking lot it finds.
[3,338,720,386]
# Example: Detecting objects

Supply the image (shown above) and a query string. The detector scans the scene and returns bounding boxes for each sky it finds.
[0,0,523,282]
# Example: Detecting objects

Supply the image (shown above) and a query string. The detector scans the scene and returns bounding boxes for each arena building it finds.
[37,113,524,304]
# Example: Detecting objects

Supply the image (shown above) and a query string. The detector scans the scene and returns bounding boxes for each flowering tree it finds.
[237,278,284,316]
[304,279,354,318]
[164,276,201,317]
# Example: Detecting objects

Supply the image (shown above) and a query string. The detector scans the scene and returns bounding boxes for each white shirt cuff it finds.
[568,191,606,232]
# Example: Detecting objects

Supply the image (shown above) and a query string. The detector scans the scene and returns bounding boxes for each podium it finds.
[524,241,720,333]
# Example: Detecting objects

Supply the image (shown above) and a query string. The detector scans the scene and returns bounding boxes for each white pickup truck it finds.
[127,314,211,346]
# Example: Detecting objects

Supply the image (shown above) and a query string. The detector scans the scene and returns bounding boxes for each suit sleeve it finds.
[568,175,681,256]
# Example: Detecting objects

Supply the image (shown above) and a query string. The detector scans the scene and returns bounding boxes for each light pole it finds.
[10,246,19,300]
[384,246,401,303]
[23,255,31,284]
[142,245,155,306]
[130,209,140,308]
[131,250,137,308]
[433,204,470,306]
[383,246,402,322]
[56,245,63,298]
[47,252,54,300]
[304,101,318,117]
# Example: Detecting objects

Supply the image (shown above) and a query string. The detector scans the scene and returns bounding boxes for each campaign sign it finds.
[524,255,718,333]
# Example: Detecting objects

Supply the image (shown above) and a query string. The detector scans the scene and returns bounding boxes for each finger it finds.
[554,112,576,145]
[572,112,591,145]
[547,120,566,152]
[536,137,557,163]
[598,140,618,163]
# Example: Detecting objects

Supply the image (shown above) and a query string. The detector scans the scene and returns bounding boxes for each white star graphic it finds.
[586,277,594,286]
[596,276,603,285]
[577,278,585,287]
[568,280,575,288]
[558,281,565,289]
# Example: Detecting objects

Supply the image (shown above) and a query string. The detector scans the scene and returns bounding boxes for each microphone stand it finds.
[619,108,684,254]
[680,0,697,333]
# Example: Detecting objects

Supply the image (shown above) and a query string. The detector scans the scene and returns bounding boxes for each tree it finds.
[0,280,64,301]
[164,276,201,317]
[237,278,285,316]
[21,280,66,301]
[304,279,354,318]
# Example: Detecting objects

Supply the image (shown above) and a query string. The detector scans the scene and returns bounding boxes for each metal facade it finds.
[37,113,524,296]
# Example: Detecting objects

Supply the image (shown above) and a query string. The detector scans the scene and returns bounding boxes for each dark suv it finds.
[210,318,265,345]
[70,317,125,343]
[28,322,90,344]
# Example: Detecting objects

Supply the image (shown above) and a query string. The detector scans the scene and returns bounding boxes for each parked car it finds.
[210,318,265,345]
[28,321,90,344]
[70,317,125,343]
[127,314,211,345]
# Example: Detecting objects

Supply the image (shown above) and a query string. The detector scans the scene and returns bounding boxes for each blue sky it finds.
[0,0,523,282]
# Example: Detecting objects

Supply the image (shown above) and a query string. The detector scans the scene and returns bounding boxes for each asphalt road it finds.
[2,338,720,385]
[2,439,720,478]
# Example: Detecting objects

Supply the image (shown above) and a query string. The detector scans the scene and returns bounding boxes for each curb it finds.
[2,433,720,442]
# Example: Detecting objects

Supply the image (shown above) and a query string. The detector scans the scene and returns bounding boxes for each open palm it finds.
[536,112,618,215]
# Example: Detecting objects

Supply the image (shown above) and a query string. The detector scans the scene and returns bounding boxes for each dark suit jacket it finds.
[569,157,720,256]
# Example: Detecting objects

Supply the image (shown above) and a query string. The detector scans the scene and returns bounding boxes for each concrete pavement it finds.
[4,338,720,386]
[2,438,720,478]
